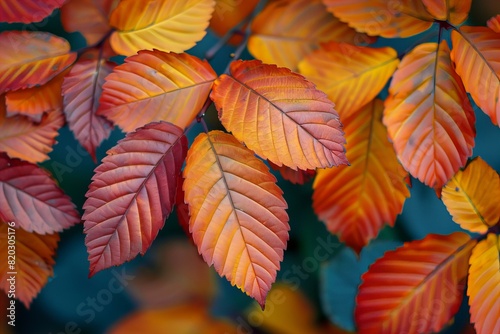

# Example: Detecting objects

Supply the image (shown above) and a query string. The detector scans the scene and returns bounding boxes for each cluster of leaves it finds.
[0,0,499,333]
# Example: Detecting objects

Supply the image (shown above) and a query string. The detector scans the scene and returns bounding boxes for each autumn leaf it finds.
[0,100,64,163]
[313,100,409,252]
[126,240,216,308]
[0,153,80,234]
[109,0,216,56]
[421,0,471,25]
[245,283,320,334]
[451,26,500,126]
[175,175,191,239]
[0,0,65,23]
[0,31,76,92]
[108,303,237,334]
[322,0,434,38]
[83,122,188,276]
[211,59,348,171]
[487,15,500,33]
[268,161,316,185]
[356,232,476,333]
[467,233,500,334]
[249,0,371,71]
[0,222,59,308]
[299,42,399,118]
[5,67,69,123]
[383,41,475,188]
[183,131,289,307]
[61,0,117,46]
[62,49,115,161]
[97,50,217,132]
[442,157,500,233]
[210,0,259,45]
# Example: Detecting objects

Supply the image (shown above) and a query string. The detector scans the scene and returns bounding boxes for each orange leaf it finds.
[467,233,500,334]
[0,31,76,92]
[299,42,399,118]
[322,0,433,38]
[109,0,215,56]
[313,100,409,252]
[248,0,371,71]
[211,59,348,170]
[0,100,64,163]
[442,157,500,233]
[62,49,115,161]
[0,153,80,234]
[451,26,500,125]
[356,232,476,333]
[487,15,500,33]
[61,0,117,46]
[268,161,316,185]
[383,41,475,188]
[83,122,188,276]
[0,222,59,308]
[210,0,259,45]
[5,67,68,122]
[0,0,65,23]
[183,131,289,307]
[108,303,237,334]
[421,0,471,25]
[97,50,217,132]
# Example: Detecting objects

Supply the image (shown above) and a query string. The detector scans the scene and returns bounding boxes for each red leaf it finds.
[62,49,115,161]
[0,153,80,234]
[0,31,76,92]
[0,222,59,308]
[0,0,66,23]
[83,121,188,276]
[268,161,316,185]
[0,99,64,163]
[356,232,476,333]
[174,175,191,239]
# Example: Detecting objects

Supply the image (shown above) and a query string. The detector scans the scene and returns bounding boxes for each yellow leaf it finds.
[442,157,500,233]
[109,0,215,56]
[467,234,500,334]
[108,303,237,334]
[322,0,434,38]
[245,283,319,334]
[248,0,371,71]
[299,42,399,118]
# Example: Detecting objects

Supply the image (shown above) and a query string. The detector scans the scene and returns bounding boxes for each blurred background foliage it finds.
[1,0,499,333]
